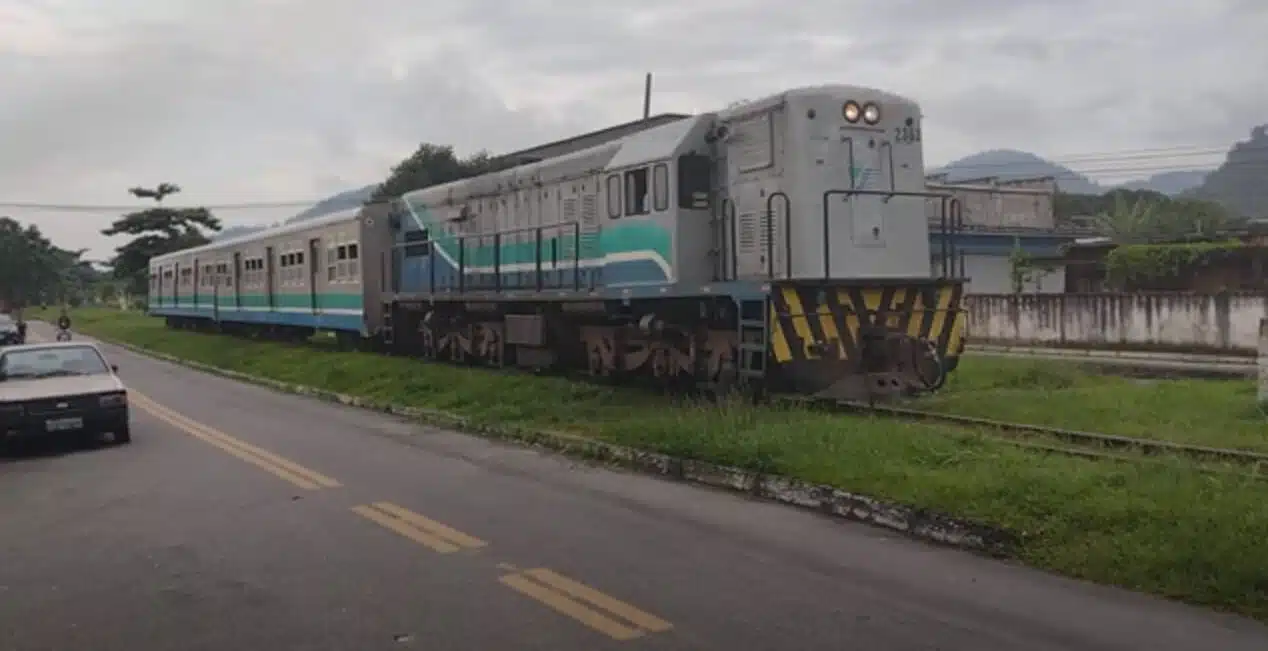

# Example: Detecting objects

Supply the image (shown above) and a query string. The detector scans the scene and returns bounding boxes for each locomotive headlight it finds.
[862,102,881,124]
[842,101,861,123]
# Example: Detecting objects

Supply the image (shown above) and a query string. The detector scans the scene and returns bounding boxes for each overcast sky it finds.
[1,0,1265,261]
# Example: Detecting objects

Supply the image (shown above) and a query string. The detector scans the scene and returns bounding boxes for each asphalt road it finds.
[3,323,1266,650]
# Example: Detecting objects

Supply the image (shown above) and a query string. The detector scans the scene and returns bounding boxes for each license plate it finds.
[45,417,83,432]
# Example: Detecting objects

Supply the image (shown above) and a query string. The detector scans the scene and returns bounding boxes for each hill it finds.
[931,149,1211,197]
[211,184,376,241]
[287,184,376,222]
[1187,125,1268,218]
[930,149,1102,195]
[1116,170,1209,196]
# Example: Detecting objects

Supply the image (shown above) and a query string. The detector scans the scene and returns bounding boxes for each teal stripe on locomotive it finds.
[397,199,675,290]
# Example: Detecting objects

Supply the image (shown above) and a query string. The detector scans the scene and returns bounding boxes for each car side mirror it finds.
[111,364,119,373]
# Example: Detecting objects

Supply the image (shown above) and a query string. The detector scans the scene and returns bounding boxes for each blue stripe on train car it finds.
[148,305,365,333]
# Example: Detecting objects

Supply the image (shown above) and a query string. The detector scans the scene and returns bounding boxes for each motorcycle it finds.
[55,328,72,342]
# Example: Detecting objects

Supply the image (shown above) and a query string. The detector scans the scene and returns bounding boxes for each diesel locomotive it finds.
[148,84,967,401]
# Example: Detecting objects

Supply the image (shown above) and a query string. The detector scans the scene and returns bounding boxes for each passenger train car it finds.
[149,83,967,401]
[147,208,368,346]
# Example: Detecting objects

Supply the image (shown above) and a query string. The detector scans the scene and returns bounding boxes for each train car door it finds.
[192,258,200,308]
[265,246,276,309]
[232,252,242,309]
[308,238,321,314]
[172,262,179,306]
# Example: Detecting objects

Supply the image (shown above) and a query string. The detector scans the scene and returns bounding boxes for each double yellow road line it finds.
[500,567,673,641]
[351,501,487,554]
[350,501,673,642]
[130,391,341,491]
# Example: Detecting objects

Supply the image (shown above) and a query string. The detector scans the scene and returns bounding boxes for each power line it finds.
[0,143,1264,213]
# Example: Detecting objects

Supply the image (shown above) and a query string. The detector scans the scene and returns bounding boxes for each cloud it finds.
[0,0,1265,259]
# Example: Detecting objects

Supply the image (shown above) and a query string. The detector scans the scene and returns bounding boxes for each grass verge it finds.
[41,308,1268,621]
[922,354,1268,452]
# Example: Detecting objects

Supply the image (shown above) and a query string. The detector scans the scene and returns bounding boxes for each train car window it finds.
[624,168,650,216]
[652,163,669,212]
[676,154,712,210]
[605,174,621,219]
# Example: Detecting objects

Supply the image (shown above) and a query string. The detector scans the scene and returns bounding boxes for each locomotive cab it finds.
[713,85,967,401]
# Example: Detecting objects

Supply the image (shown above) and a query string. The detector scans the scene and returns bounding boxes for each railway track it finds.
[814,399,1268,473]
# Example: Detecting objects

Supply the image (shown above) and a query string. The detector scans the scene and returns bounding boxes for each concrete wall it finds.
[926,178,1056,230]
[933,253,1065,294]
[965,292,1268,354]
[1259,319,1267,405]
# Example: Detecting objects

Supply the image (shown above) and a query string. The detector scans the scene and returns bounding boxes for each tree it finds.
[0,217,85,309]
[1007,241,1055,294]
[1080,191,1233,244]
[368,144,518,206]
[102,184,222,297]
[128,182,181,203]
[1058,189,1234,242]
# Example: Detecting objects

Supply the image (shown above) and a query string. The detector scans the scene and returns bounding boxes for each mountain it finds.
[1186,125,1268,218]
[931,149,1215,197]
[287,184,376,222]
[929,149,1103,195]
[1115,170,1209,196]
[212,224,272,241]
[210,183,377,240]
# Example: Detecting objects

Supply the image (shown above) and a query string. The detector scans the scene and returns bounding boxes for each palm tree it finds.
[1091,194,1160,243]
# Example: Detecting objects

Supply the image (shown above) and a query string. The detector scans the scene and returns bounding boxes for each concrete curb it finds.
[94,333,1019,557]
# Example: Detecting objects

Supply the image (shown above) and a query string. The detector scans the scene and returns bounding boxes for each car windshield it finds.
[0,346,110,380]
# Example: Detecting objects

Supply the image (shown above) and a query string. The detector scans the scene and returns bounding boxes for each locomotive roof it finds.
[717,84,919,119]
[401,115,710,206]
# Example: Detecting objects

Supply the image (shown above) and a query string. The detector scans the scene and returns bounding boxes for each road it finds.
[3,323,1266,650]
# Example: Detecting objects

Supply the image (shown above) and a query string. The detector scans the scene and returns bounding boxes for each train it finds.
[147,83,968,401]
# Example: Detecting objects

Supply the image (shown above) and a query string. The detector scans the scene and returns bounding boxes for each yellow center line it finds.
[523,568,673,633]
[369,502,488,549]
[499,568,673,641]
[350,502,487,554]
[130,391,341,490]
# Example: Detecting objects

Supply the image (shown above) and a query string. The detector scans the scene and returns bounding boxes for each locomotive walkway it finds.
[3,323,1266,650]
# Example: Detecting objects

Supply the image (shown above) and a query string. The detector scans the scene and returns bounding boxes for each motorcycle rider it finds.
[56,310,72,340]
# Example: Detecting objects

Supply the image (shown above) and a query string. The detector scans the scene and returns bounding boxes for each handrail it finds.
[389,221,584,294]
[820,189,963,279]
[765,191,792,279]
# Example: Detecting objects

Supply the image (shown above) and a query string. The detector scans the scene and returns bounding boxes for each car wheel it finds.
[114,426,132,445]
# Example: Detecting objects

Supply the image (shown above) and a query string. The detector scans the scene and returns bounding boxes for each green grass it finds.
[923,356,1268,452]
[39,307,1268,621]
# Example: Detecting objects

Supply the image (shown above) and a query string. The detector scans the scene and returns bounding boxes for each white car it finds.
[0,342,131,445]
